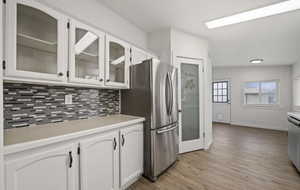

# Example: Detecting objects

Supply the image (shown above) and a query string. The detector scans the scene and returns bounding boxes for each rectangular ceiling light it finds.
[205,0,300,29]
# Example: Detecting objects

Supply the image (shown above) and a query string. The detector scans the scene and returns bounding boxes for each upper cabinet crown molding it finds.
[5,0,68,82]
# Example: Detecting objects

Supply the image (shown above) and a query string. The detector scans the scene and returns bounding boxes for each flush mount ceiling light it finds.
[250,59,264,64]
[205,0,300,29]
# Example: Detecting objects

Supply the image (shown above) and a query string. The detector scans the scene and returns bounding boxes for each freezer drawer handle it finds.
[288,116,300,127]
[157,125,178,134]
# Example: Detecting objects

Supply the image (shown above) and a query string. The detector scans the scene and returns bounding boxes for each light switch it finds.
[65,94,73,105]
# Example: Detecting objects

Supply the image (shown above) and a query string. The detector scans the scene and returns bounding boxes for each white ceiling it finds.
[98,0,300,67]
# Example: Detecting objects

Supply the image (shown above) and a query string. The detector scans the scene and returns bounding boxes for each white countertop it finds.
[288,112,300,120]
[4,114,145,155]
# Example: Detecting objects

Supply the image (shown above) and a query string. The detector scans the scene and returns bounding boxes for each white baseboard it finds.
[230,121,288,131]
[205,139,213,150]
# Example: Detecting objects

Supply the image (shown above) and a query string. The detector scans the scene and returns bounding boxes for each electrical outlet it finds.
[65,94,72,105]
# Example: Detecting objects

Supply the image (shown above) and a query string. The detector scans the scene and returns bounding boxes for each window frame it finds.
[293,76,300,111]
[243,80,280,106]
[212,81,229,103]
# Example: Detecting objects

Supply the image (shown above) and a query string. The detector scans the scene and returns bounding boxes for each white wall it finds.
[293,61,300,78]
[213,65,292,131]
[148,28,171,64]
[170,29,209,60]
[37,0,148,49]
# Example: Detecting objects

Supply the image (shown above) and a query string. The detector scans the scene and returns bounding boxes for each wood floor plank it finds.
[129,123,300,190]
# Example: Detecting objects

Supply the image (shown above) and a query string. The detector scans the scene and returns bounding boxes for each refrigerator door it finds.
[151,61,172,129]
[168,67,178,124]
[151,123,178,179]
[151,61,178,129]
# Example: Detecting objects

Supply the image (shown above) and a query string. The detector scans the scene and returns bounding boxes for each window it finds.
[213,81,228,103]
[293,77,300,109]
[244,80,279,105]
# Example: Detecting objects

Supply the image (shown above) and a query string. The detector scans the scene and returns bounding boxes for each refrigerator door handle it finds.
[165,73,171,116]
[157,124,178,134]
[165,73,170,115]
[169,71,174,115]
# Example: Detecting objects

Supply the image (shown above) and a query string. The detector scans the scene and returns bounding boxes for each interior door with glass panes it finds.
[177,57,204,153]
[69,19,105,85]
[105,35,130,88]
[5,0,68,81]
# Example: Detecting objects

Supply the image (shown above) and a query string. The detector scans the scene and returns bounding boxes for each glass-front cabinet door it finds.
[105,35,130,88]
[69,20,105,86]
[5,0,68,81]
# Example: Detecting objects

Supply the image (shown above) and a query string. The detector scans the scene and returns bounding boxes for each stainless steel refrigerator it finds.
[121,58,178,181]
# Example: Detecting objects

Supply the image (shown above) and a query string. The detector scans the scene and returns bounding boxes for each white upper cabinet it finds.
[131,47,148,65]
[105,35,130,88]
[5,144,77,190]
[3,0,155,88]
[69,19,105,86]
[5,0,68,81]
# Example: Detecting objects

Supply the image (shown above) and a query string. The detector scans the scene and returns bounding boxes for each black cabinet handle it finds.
[178,110,182,113]
[113,138,117,150]
[69,151,73,168]
[99,78,103,82]
[106,79,110,82]
[121,134,125,146]
[58,72,64,76]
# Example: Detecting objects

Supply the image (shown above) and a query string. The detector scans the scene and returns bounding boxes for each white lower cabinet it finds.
[120,125,143,189]
[79,131,119,190]
[5,144,78,190]
[4,123,144,190]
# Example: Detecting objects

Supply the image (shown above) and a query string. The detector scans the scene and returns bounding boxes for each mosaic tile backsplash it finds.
[3,83,120,129]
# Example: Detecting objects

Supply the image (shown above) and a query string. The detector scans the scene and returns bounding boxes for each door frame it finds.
[176,57,204,154]
[0,1,4,189]
[212,78,231,124]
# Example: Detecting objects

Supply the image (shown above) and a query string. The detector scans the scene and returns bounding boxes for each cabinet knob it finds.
[58,72,64,76]
[106,79,110,82]
[99,78,103,82]
[178,109,182,113]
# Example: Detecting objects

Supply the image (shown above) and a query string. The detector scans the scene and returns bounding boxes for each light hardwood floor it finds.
[129,123,300,190]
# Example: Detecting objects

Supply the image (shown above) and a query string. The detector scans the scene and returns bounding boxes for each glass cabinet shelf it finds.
[17,33,57,53]
[75,51,98,62]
